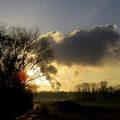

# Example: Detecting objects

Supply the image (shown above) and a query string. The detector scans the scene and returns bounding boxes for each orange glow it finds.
[18,70,27,82]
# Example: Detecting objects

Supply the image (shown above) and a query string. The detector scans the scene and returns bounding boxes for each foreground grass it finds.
[16,100,120,120]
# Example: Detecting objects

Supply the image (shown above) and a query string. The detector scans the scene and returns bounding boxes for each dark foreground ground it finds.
[15,101,120,120]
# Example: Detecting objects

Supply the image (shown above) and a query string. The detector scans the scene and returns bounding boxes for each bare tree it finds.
[100,81,108,92]
[0,24,57,118]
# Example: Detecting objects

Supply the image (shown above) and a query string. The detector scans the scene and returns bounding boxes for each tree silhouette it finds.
[0,24,57,118]
[75,81,120,103]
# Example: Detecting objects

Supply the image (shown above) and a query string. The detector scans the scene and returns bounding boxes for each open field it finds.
[16,100,120,120]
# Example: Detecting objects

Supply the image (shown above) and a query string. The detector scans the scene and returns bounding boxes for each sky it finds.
[0,0,120,91]
[0,0,120,33]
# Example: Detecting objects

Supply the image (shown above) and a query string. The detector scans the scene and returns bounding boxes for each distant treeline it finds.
[34,81,120,104]
[34,91,75,102]
[75,81,120,103]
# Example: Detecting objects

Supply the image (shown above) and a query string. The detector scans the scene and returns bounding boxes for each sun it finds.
[26,65,40,78]
[27,70,34,77]
[26,66,51,91]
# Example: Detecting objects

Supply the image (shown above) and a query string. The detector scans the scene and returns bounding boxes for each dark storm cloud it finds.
[48,25,120,66]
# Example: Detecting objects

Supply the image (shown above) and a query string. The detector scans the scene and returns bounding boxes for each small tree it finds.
[0,24,57,118]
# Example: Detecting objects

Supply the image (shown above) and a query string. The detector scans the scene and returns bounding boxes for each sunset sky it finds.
[0,0,120,91]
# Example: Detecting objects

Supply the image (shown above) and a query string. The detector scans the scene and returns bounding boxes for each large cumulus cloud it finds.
[41,25,120,66]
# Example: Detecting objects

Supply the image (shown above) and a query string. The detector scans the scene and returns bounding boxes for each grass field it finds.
[16,100,120,120]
